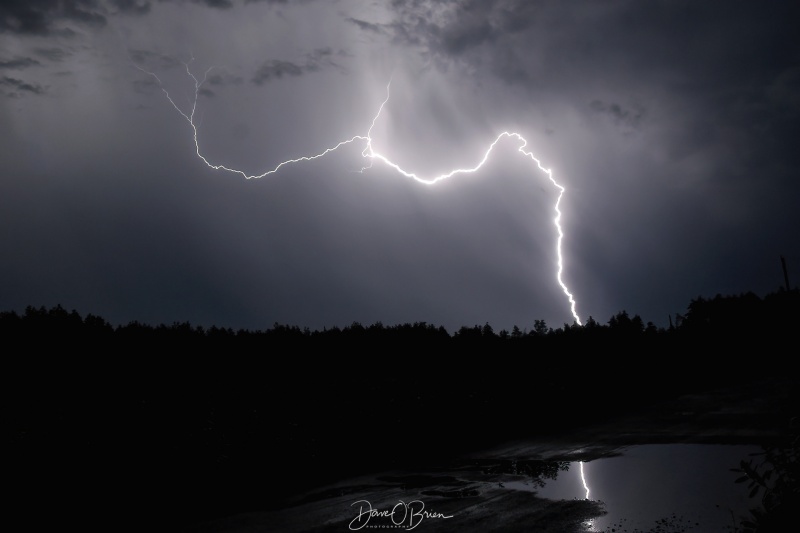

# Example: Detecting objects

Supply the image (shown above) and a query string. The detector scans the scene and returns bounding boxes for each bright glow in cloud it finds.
[134,57,583,325]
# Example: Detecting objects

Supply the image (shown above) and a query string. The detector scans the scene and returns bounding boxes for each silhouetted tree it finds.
[532,319,549,336]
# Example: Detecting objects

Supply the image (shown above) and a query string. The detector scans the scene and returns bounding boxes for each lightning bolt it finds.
[579,461,590,500]
[134,56,583,325]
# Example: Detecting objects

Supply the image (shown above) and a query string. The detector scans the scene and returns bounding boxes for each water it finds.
[535,444,762,532]
[187,443,771,532]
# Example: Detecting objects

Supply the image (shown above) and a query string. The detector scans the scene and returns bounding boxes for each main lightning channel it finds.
[579,461,590,499]
[135,58,582,325]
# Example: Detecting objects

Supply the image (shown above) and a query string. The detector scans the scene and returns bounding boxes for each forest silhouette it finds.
[3,287,797,348]
[3,287,798,532]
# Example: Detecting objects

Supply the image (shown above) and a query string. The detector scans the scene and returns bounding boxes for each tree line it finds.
[2,287,796,350]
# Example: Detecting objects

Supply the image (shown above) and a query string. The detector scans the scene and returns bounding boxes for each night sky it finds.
[2,0,799,334]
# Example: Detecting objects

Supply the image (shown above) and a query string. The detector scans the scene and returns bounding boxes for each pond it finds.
[190,442,771,532]
[534,444,762,532]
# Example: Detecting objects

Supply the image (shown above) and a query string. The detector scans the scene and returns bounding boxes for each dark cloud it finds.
[491,0,537,32]
[347,1,542,82]
[0,57,41,69]
[63,2,107,27]
[0,76,45,95]
[0,1,56,34]
[372,2,543,82]
[251,48,341,85]
[347,18,385,34]
[208,72,243,86]
[128,49,182,69]
[132,77,159,94]
[34,48,71,62]
[437,13,495,55]
[306,47,344,72]
[191,0,234,8]
[373,0,800,159]
[372,0,800,98]
[589,100,644,131]
[252,60,303,84]
[378,0,535,57]
[109,0,152,15]
[0,0,106,35]
[54,27,79,38]
[244,0,319,4]
[112,0,301,9]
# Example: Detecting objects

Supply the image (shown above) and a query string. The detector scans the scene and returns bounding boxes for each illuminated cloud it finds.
[0,0,798,331]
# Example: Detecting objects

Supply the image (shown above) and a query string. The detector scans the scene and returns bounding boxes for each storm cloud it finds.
[0,0,798,333]
[251,48,343,85]
[0,76,45,95]
[0,57,41,69]
[0,0,106,35]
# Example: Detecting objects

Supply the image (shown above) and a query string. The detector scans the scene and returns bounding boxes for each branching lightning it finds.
[134,57,583,325]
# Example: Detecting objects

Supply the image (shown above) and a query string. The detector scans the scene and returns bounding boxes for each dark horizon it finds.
[3,283,797,337]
